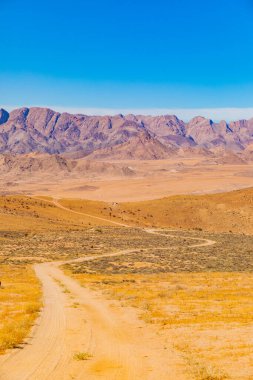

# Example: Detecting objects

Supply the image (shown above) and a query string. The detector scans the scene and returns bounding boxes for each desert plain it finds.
[1,157,253,202]
[0,154,253,380]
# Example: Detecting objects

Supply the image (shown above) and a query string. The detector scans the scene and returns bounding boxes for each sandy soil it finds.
[0,261,187,380]
[0,203,216,380]
[1,160,253,201]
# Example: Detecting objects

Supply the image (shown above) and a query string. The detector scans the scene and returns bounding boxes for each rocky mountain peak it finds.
[0,107,253,159]
[0,109,9,125]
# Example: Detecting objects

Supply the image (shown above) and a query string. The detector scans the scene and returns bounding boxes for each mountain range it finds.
[1,107,253,160]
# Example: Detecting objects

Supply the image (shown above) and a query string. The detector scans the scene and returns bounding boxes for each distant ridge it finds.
[0,153,136,178]
[0,107,253,160]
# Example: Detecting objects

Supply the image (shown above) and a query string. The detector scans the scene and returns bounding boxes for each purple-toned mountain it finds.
[0,107,253,159]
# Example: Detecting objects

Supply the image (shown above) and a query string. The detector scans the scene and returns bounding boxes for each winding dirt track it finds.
[0,199,216,380]
[53,199,129,227]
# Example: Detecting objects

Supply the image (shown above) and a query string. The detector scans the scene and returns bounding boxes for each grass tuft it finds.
[73,351,93,361]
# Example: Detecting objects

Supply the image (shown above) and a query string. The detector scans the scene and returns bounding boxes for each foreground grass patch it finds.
[0,264,42,354]
[66,270,253,379]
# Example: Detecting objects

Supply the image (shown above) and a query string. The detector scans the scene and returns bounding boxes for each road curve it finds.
[0,197,216,379]
[33,196,216,248]
[0,256,190,380]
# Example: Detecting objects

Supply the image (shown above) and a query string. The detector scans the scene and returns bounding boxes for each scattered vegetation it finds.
[64,228,253,379]
[73,351,93,361]
[65,231,253,274]
[0,226,188,264]
[66,269,253,378]
[2,194,253,378]
[59,187,253,234]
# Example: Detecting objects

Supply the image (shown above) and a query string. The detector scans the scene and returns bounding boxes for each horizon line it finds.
[2,105,253,122]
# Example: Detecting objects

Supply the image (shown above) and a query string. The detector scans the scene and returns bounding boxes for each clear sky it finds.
[1,0,253,119]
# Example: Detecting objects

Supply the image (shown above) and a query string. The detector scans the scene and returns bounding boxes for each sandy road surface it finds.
[0,199,216,379]
[0,254,191,380]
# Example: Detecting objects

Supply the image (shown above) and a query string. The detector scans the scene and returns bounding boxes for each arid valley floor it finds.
[1,158,253,202]
[0,165,253,379]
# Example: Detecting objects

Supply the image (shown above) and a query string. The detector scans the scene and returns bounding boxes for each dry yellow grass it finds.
[2,193,253,378]
[67,271,253,379]
[0,195,112,231]
[0,264,42,354]
[1,187,253,234]
[59,187,253,234]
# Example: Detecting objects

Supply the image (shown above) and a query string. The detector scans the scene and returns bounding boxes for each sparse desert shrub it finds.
[73,352,92,361]
[194,364,228,380]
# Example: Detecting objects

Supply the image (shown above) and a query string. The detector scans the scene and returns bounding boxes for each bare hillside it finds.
[1,107,253,160]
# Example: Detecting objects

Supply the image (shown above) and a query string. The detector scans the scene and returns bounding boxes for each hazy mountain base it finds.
[1,155,253,203]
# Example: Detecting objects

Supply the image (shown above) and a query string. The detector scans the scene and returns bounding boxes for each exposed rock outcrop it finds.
[0,107,253,160]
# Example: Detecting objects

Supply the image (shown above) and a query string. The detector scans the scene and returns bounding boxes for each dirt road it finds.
[35,197,216,248]
[53,199,129,227]
[0,256,191,380]
[0,199,216,379]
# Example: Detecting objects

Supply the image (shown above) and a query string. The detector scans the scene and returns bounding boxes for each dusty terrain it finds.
[59,186,253,234]
[0,193,253,379]
[0,257,191,380]
[69,269,253,380]
[0,200,209,379]
[1,158,253,202]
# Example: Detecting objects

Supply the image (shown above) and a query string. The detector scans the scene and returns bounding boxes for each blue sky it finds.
[1,0,253,119]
